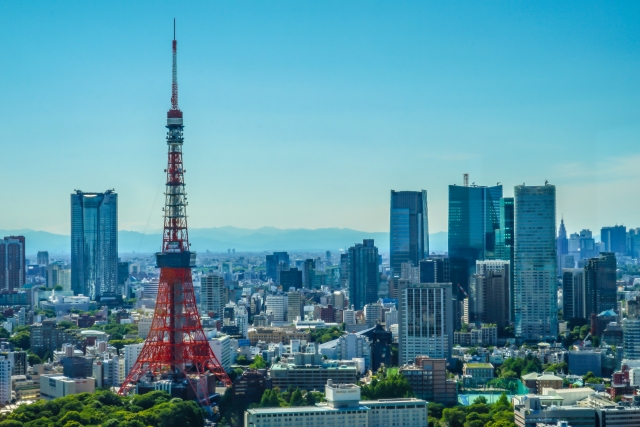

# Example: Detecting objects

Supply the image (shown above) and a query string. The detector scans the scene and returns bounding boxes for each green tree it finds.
[289,389,304,406]
[250,355,267,369]
[8,330,30,350]
[473,395,487,404]
[442,407,466,427]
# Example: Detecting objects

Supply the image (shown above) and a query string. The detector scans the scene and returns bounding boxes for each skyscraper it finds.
[201,273,225,319]
[495,197,515,319]
[266,252,289,284]
[584,252,617,318]
[0,236,25,290]
[514,184,557,342]
[601,226,626,255]
[348,239,380,310]
[557,218,569,256]
[398,282,453,365]
[562,268,585,321]
[470,260,510,331]
[37,251,49,267]
[389,190,429,276]
[448,181,502,295]
[419,257,450,283]
[71,190,118,300]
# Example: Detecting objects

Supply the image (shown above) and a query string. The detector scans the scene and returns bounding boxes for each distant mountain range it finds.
[0,227,448,255]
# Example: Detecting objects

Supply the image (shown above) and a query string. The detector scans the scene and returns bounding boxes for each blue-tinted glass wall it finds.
[348,239,380,310]
[447,184,502,295]
[390,190,429,277]
[71,190,118,300]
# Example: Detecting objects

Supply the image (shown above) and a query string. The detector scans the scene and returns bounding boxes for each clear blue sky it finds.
[2,1,639,235]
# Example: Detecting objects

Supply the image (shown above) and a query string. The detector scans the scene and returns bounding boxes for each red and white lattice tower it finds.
[119,23,231,402]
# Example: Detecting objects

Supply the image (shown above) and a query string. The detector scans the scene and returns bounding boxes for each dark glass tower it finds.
[601,226,627,254]
[584,252,617,318]
[448,183,502,295]
[71,190,118,300]
[389,190,429,277]
[348,239,380,310]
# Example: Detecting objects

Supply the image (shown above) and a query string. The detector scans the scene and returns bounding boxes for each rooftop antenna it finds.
[463,173,469,187]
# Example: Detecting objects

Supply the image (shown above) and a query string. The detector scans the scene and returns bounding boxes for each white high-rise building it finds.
[398,282,453,365]
[344,308,356,325]
[335,333,372,369]
[208,334,231,372]
[266,295,286,322]
[364,303,383,327]
[201,274,225,319]
[384,307,398,330]
[287,291,303,322]
[514,184,557,342]
[234,303,249,338]
[123,343,144,378]
[0,356,11,404]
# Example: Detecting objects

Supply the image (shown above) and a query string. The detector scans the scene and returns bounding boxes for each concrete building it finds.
[364,303,383,328]
[40,374,95,399]
[123,343,144,378]
[287,290,303,322]
[470,260,510,329]
[269,362,358,391]
[0,236,25,291]
[334,334,372,370]
[265,295,286,322]
[514,184,557,342]
[398,282,453,364]
[248,327,310,346]
[201,273,225,318]
[569,349,603,377]
[0,356,11,405]
[463,363,494,386]
[400,356,457,406]
[208,334,231,372]
[514,396,595,427]
[137,318,152,339]
[245,380,427,427]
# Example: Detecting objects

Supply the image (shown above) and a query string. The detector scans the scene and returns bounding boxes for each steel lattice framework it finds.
[118,24,231,403]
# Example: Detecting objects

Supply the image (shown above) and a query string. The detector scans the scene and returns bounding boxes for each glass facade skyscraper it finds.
[389,190,429,277]
[71,190,118,300]
[348,239,380,310]
[448,184,502,295]
[514,184,557,342]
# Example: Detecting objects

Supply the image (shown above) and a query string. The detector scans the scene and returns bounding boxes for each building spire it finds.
[169,19,181,117]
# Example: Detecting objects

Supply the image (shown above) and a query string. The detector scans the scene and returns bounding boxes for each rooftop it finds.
[465,363,493,369]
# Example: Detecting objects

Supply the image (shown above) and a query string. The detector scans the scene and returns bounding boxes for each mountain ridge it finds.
[0,228,448,255]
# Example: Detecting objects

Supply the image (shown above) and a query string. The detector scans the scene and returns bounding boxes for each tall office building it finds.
[0,236,26,290]
[71,190,118,300]
[419,257,450,283]
[280,267,302,290]
[584,252,617,318]
[568,230,597,261]
[37,251,49,267]
[265,295,286,322]
[287,290,303,322]
[389,190,429,276]
[624,296,640,360]
[448,180,502,296]
[266,252,289,284]
[470,260,510,330]
[201,274,225,318]
[628,228,640,259]
[601,226,626,255]
[348,240,380,310]
[302,259,315,289]
[398,282,453,365]
[495,197,515,319]
[514,184,557,342]
[562,268,585,321]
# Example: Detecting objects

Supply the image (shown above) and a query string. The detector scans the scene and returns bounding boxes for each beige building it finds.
[245,381,427,427]
[248,327,310,346]
[40,374,95,400]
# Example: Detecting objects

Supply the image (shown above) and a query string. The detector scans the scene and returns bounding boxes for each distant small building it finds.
[40,374,95,399]
[463,363,494,387]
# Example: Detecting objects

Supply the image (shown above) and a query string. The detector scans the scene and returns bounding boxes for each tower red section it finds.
[119,27,230,404]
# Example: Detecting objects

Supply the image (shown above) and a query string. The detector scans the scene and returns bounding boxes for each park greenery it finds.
[495,354,542,379]
[436,394,515,427]
[307,326,344,343]
[0,390,206,427]
[360,368,414,400]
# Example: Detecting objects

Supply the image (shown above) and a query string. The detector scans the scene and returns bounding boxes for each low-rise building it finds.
[514,396,595,427]
[40,374,95,399]
[244,380,427,427]
[400,356,457,406]
[463,363,494,387]
[269,362,358,391]
[248,328,310,346]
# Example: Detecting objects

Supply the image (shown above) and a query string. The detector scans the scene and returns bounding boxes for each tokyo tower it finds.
[119,22,231,403]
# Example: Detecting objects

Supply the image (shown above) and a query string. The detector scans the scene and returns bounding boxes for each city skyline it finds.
[2,2,640,235]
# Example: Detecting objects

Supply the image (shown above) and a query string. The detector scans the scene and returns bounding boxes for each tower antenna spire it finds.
[173,18,175,40]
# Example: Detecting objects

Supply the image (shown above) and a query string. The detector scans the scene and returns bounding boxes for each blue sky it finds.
[2,1,639,234]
